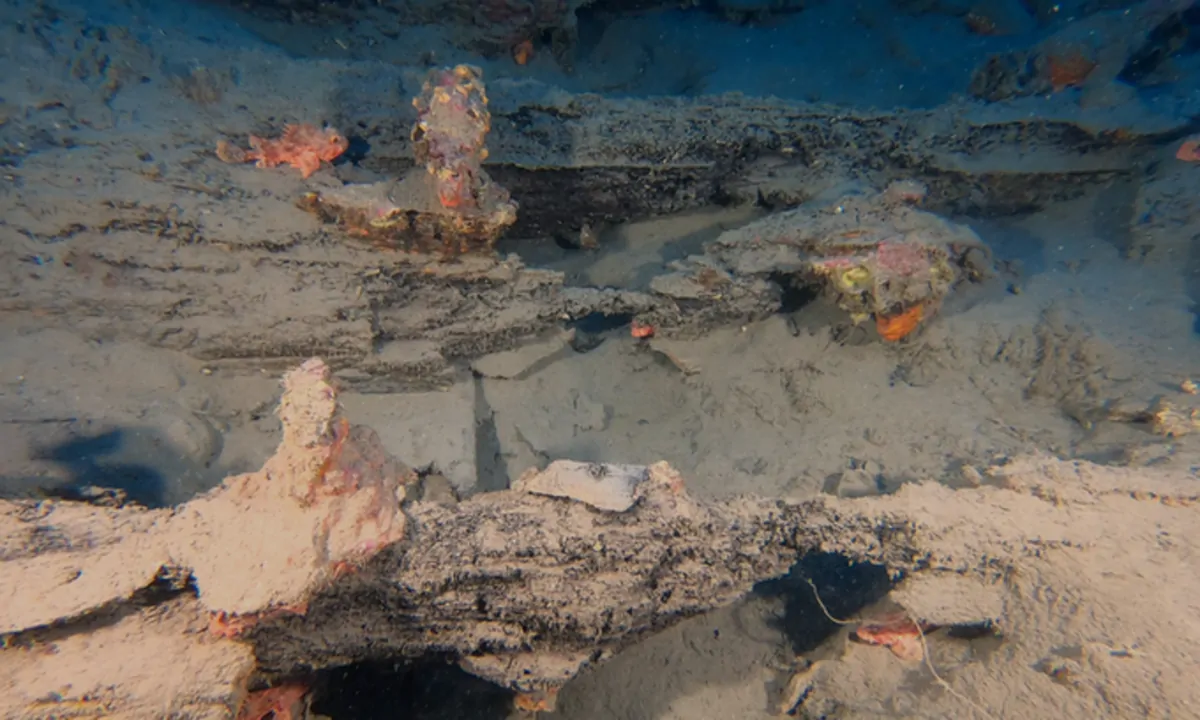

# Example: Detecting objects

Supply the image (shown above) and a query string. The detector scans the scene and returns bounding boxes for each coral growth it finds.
[171,357,417,617]
[630,319,655,339]
[851,611,937,662]
[217,124,348,179]
[1177,138,1200,162]
[237,682,309,720]
[1045,52,1097,92]
[471,0,568,53]
[512,39,534,65]
[412,64,494,210]
[808,236,955,336]
[208,603,308,639]
[300,65,517,255]
[514,687,560,713]
[876,303,925,342]
[646,185,991,342]
[969,0,1189,103]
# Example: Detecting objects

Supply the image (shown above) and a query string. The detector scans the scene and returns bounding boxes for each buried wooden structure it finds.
[0,76,1181,391]
[3,358,1199,718]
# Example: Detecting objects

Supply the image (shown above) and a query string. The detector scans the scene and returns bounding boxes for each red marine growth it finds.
[297,65,518,255]
[411,65,493,210]
[217,124,348,179]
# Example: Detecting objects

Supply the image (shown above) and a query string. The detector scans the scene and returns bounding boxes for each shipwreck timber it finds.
[0,81,1178,390]
[3,358,1199,718]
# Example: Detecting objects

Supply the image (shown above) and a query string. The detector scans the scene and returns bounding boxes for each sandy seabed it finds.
[2,0,1200,717]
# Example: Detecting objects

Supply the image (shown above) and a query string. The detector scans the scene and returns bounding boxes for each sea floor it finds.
[3,0,1200,718]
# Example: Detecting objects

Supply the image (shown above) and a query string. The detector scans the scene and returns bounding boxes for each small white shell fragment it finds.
[513,461,649,512]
